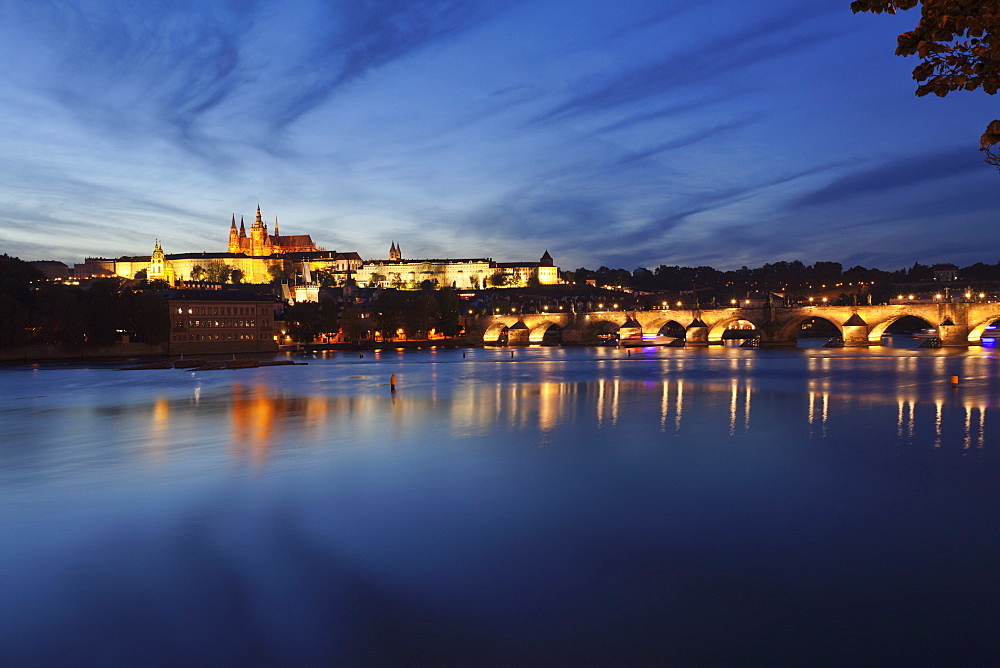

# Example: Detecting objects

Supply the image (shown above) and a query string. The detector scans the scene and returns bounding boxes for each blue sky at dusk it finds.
[1,0,997,271]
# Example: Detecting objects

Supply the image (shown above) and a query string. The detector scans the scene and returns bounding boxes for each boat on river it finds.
[618,333,677,347]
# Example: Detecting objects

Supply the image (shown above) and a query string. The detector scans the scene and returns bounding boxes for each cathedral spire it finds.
[274,216,279,237]
[230,214,236,230]
[255,203,262,225]
[239,216,246,237]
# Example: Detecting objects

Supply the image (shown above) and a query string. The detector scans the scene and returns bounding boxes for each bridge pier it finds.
[506,321,530,346]
[686,319,709,346]
[839,313,870,347]
[758,320,796,347]
[842,325,871,346]
[938,322,970,347]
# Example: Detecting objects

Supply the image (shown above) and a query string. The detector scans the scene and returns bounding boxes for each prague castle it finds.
[96,205,361,284]
[76,205,558,289]
[227,205,318,255]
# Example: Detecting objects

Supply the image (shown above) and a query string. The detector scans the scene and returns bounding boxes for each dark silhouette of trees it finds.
[852,0,1000,168]
[0,256,170,350]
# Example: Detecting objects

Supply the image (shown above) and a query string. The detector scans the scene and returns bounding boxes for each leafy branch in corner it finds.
[852,0,1000,171]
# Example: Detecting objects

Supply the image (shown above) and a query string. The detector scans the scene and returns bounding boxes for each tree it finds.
[852,0,1000,168]
[230,268,244,284]
[339,303,367,342]
[189,265,205,281]
[124,291,170,344]
[488,271,508,287]
[368,272,387,287]
[268,260,292,282]
[203,260,231,284]
[312,268,338,287]
[284,302,323,343]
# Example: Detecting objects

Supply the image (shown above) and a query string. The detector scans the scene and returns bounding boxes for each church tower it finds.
[389,241,401,261]
[228,214,239,253]
[149,239,166,281]
[250,203,268,256]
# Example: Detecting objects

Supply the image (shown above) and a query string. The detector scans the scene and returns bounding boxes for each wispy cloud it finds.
[794,146,986,207]
[614,117,756,165]
[535,5,842,123]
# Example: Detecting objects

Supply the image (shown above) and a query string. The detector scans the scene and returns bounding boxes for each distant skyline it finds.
[1,0,997,271]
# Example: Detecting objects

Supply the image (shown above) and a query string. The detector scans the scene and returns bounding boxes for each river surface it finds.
[2,344,999,664]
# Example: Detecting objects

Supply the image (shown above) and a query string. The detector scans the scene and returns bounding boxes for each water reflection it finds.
[119,374,1000,467]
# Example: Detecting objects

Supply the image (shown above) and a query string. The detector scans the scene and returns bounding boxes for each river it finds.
[1,344,998,663]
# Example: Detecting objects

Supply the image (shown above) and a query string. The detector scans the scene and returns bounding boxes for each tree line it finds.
[0,255,170,349]
[566,260,1000,299]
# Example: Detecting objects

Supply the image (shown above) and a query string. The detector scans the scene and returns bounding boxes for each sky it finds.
[1,0,997,272]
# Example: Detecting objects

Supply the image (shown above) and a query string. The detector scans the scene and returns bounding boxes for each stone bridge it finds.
[470,303,1000,347]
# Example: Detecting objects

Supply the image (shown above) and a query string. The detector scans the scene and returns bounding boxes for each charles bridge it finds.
[469,302,1000,347]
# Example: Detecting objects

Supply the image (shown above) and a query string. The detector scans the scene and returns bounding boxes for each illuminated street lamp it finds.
[822,297,828,303]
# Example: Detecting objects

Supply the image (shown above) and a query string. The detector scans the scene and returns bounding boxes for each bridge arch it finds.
[656,319,687,338]
[574,318,622,345]
[528,320,562,344]
[708,316,763,344]
[968,315,1000,344]
[867,314,935,343]
[776,314,843,343]
[483,322,509,345]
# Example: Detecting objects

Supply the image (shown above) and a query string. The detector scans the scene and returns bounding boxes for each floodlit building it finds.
[354,245,559,289]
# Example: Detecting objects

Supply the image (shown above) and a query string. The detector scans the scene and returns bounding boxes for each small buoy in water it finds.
[463,351,466,358]
[628,349,631,356]
[391,373,396,391]
[951,375,959,387]
[511,351,514,358]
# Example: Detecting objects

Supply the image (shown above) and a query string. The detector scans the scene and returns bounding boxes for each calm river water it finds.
[2,344,999,664]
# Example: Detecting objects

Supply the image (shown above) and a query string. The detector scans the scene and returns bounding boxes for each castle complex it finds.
[76,205,558,289]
